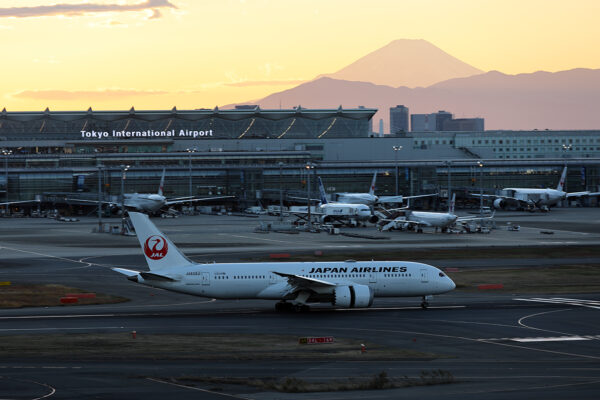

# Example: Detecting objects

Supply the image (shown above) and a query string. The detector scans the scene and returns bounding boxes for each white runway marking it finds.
[146,377,251,399]
[0,326,125,333]
[515,297,600,309]
[484,335,600,342]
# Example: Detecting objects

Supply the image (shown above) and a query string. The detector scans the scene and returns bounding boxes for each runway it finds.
[0,208,599,399]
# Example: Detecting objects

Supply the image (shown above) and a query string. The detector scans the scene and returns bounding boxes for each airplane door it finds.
[269,274,277,285]
[202,272,210,286]
[420,268,428,283]
[369,272,377,283]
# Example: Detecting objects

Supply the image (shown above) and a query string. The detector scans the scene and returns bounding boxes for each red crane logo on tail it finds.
[144,235,168,260]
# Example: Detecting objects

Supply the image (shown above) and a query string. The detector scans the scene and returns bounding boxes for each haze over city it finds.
[1,0,599,129]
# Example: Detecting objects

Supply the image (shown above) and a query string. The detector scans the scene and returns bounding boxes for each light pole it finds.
[305,162,314,230]
[2,149,11,215]
[477,160,483,215]
[278,162,284,222]
[445,160,452,211]
[393,146,402,196]
[97,165,103,232]
[186,147,197,214]
[120,165,130,233]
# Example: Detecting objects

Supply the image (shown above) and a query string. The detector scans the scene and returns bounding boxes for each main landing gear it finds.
[275,301,310,313]
[421,295,430,309]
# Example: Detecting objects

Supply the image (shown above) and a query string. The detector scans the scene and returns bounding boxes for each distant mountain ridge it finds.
[320,39,483,88]
[243,69,600,131]
[227,39,600,131]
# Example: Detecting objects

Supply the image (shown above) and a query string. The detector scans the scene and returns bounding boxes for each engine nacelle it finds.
[333,284,374,308]
[368,215,379,224]
[493,198,506,209]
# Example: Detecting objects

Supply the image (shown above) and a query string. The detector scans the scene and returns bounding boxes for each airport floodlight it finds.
[393,146,402,196]
[186,148,198,213]
[477,161,484,215]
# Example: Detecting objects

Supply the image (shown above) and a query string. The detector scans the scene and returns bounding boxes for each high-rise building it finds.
[442,118,485,131]
[411,113,437,131]
[390,105,409,134]
[435,111,453,131]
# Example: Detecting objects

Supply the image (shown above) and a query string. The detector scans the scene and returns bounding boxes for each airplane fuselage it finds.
[335,193,377,206]
[502,188,566,207]
[409,211,458,228]
[320,203,373,221]
[124,193,166,213]
[133,260,455,301]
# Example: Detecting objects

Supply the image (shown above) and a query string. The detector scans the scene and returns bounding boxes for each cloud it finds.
[0,0,177,19]
[13,89,168,100]
[225,79,306,87]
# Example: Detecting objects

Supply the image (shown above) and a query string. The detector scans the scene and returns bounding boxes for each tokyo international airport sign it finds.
[81,129,214,139]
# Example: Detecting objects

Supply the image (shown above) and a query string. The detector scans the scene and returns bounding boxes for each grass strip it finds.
[0,283,128,308]
[451,264,600,293]
[0,333,443,361]
[166,370,455,393]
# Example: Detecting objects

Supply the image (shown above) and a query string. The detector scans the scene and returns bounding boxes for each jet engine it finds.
[333,284,374,308]
[368,215,379,224]
[493,198,506,209]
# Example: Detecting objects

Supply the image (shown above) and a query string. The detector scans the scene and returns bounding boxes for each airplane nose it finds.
[448,278,456,291]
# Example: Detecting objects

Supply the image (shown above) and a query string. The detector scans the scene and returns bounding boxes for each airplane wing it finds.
[64,198,117,206]
[0,199,41,206]
[457,211,495,221]
[382,218,430,228]
[165,195,235,206]
[272,271,336,289]
[286,195,322,203]
[377,193,438,204]
[470,193,527,204]
[289,210,325,216]
[566,191,600,198]
[404,219,431,227]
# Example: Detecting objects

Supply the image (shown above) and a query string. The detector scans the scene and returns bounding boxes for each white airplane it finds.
[472,166,600,212]
[112,212,456,310]
[69,169,234,215]
[334,172,437,206]
[290,177,379,225]
[379,194,494,233]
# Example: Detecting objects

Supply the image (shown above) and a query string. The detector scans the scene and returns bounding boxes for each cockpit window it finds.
[439,272,445,277]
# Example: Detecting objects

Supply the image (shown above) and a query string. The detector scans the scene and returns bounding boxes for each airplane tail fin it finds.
[449,192,456,213]
[128,211,193,271]
[368,172,377,196]
[557,165,567,191]
[158,168,165,196]
[317,177,328,204]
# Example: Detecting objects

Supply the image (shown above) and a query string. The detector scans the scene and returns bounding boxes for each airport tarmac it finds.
[0,208,599,399]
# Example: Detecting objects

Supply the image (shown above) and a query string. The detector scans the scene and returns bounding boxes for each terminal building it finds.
[0,107,598,210]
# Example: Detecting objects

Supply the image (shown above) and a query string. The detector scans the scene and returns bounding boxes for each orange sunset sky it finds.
[1,0,599,111]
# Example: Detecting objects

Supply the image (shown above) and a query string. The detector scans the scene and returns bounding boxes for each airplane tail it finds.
[557,165,567,191]
[368,172,377,196]
[449,192,456,213]
[158,168,165,196]
[317,177,328,204]
[128,211,193,271]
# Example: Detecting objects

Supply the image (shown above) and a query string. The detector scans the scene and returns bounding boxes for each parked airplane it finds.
[112,212,456,310]
[290,177,379,225]
[378,194,494,233]
[70,169,234,215]
[334,172,437,205]
[472,166,599,211]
